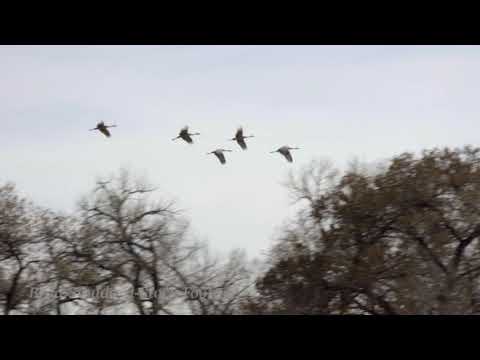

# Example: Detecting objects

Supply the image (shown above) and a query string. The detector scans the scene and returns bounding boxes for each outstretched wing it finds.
[179,127,193,143]
[99,127,111,137]
[282,150,293,162]
[235,127,243,138]
[237,137,247,150]
[182,133,193,143]
[214,152,226,164]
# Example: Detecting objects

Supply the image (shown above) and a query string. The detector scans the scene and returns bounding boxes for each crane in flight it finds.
[172,126,200,144]
[89,121,117,138]
[271,146,300,163]
[207,149,233,165]
[229,127,254,150]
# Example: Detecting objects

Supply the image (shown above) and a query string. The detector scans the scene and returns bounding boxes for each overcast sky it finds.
[1,45,480,259]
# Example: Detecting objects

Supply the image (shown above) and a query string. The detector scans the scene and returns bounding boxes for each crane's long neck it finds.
[190,132,200,136]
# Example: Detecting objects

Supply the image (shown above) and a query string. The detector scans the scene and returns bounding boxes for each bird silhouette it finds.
[89,121,117,138]
[229,127,254,150]
[271,146,300,163]
[172,126,200,144]
[207,149,233,164]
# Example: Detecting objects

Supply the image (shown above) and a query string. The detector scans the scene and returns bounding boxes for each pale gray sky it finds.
[1,45,480,259]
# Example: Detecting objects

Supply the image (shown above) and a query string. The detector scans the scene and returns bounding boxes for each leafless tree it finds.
[37,169,254,314]
[0,184,46,314]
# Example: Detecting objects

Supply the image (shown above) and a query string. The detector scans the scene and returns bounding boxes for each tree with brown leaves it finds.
[245,146,480,315]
